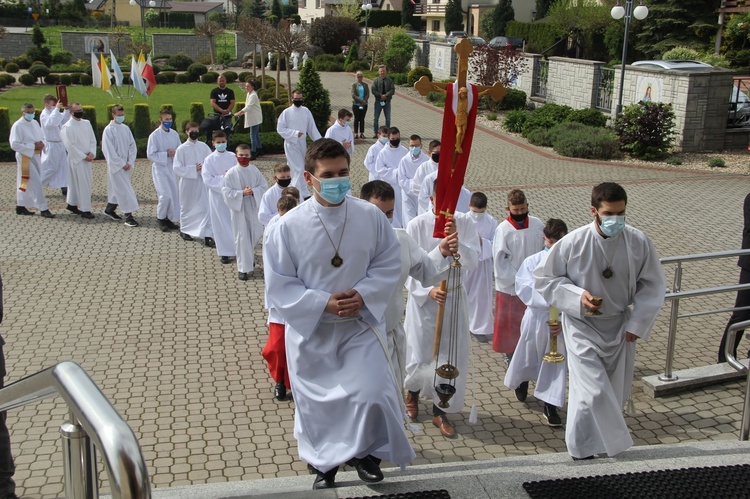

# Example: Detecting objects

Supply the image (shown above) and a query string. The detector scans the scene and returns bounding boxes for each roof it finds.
[166,1,225,13]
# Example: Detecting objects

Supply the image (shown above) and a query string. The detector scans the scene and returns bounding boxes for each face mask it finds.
[599,214,626,237]
[387,217,394,225]
[293,100,303,107]
[431,152,440,163]
[343,121,351,128]
[543,245,551,251]
[237,156,251,166]
[162,122,172,130]
[188,131,200,140]
[379,136,388,145]
[24,113,35,121]
[389,138,400,147]
[312,174,350,205]
[72,111,84,119]
[510,212,528,223]
[215,142,227,152]
[115,115,125,124]
[277,178,292,188]
[410,147,421,156]
[469,211,486,221]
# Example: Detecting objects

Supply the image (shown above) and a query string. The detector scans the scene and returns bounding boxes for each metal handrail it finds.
[659,249,750,382]
[723,319,750,440]
[0,361,150,498]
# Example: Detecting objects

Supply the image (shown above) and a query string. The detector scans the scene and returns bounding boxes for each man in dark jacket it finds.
[371,65,395,138]
[0,273,17,499]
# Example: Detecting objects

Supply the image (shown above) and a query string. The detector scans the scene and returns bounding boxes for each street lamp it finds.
[130,0,157,42]
[611,0,648,118]
[362,1,372,41]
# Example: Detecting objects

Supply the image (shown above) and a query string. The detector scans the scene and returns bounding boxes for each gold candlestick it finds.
[543,306,565,363]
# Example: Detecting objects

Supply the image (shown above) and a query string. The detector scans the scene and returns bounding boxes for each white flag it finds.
[91,51,101,89]
[130,55,148,98]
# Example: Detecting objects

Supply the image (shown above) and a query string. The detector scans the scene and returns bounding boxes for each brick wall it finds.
[60,31,132,61]
[547,57,600,109]
[0,33,33,60]
[152,34,212,62]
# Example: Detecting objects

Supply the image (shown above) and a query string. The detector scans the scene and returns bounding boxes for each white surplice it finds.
[417,171,471,215]
[465,212,499,337]
[40,106,70,189]
[202,150,237,257]
[258,182,285,226]
[403,211,480,412]
[10,117,48,211]
[397,151,424,227]
[375,144,408,228]
[147,126,182,221]
[221,163,268,273]
[411,159,437,201]
[534,222,666,458]
[265,196,414,473]
[504,249,567,408]
[493,216,545,295]
[61,118,97,212]
[102,120,139,214]
[324,121,354,156]
[364,140,386,181]
[173,139,213,238]
[276,105,321,198]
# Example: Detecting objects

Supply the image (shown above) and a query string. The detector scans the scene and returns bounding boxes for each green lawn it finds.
[0,82,249,125]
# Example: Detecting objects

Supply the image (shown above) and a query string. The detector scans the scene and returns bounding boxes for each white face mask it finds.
[469,211,486,221]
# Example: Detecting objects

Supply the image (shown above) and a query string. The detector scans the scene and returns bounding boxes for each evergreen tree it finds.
[633,0,720,59]
[402,0,416,30]
[444,0,464,35]
[242,0,266,19]
[535,0,553,20]
[296,61,331,133]
[490,0,514,37]
[32,25,46,48]
[271,0,283,26]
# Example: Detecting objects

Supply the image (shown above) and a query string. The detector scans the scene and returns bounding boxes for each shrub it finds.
[0,59,5,70]
[344,43,359,68]
[133,103,151,139]
[309,16,360,54]
[82,105,97,136]
[384,33,417,74]
[662,46,700,60]
[708,157,726,168]
[521,103,573,137]
[526,126,553,147]
[345,60,370,72]
[28,64,51,82]
[499,89,527,110]
[175,73,189,84]
[407,66,432,86]
[614,101,675,160]
[275,103,288,118]
[296,61,331,133]
[59,74,72,86]
[201,72,219,84]
[80,74,93,86]
[18,73,36,86]
[187,63,208,81]
[10,55,30,69]
[391,72,407,85]
[0,74,14,85]
[222,71,238,83]
[70,72,84,84]
[217,51,234,66]
[566,107,607,128]
[4,63,19,73]
[160,71,177,83]
[190,102,205,126]
[260,101,276,133]
[155,73,168,84]
[553,126,620,160]
[486,112,498,121]
[168,53,193,71]
[0,107,9,142]
[428,91,446,106]
[51,50,74,66]
[503,109,530,133]
[160,104,176,124]
[665,156,683,165]
[44,74,59,85]
[238,71,253,82]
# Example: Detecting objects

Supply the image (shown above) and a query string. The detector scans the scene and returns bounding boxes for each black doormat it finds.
[523,464,750,498]
[346,491,451,499]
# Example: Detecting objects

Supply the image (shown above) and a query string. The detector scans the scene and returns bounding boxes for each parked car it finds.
[488,36,525,50]
[446,31,467,44]
[465,36,486,46]
[632,60,749,127]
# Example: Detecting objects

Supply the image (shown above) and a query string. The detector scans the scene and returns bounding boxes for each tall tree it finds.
[489,0,514,37]
[535,0,554,20]
[336,0,362,20]
[194,21,225,65]
[547,0,609,59]
[270,0,283,26]
[266,23,307,99]
[237,15,270,87]
[242,0,267,19]
[444,0,464,35]
[296,61,331,133]
[402,0,416,30]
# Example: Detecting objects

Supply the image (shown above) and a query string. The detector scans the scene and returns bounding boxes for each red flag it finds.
[141,54,157,96]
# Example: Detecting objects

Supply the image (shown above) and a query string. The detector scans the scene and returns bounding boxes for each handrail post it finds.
[61,417,98,499]
[659,262,682,381]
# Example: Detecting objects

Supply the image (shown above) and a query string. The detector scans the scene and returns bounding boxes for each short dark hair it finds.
[213,130,227,139]
[388,127,400,136]
[159,109,173,118]
[507,189,527,206]
[428,139,441,151]
[378,126,389,135]
[544,218,568,241]
[277,195,297,215]
[281,186,300,201]
[304,138,350,174]
[360,180,395,202]
[591,182,627,208]
[21,103,34,111]
[43,94,56,102]
[185,121,199,131]
[246,79,258,88]
[111,104,124,114]
[409,134,422,142]
[292,89,302,96]
[236,143,251,152]
[470,192,487,209]
[338,108,353,119]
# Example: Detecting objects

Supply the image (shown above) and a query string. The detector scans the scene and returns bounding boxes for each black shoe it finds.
[66,204,81,214]
[15,206,34,216]
[572,455,594,461]
[158,218,171,232]
[256,148,264,157]
[312,466,338,489]
[124,215,139,227]
[166,219,179,230]
[80,211,94,219]
[40,210,55,219]
[238,272,249,281]
[274,382,286,400]
[544,403,562,427]
[347,455,384,483]
[103,209,122,221]
[180,232,194,241]
[221,256,232,264]
[61,187,68,196]
[515,381,529,402]
[204,237,216,248]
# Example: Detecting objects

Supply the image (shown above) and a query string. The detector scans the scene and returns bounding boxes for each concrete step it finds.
[641,358,749,397]
[138,440,750,499]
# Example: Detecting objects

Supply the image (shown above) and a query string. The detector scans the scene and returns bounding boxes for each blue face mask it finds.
[378,136,388,145]
[115,115,125,124]
[24,112,35,121]
[410,146,421,156]
[215,142,227,152]
[312,174,350,204]
[162,121,172,130]
[599,215,625,237]
[342,121,351,127]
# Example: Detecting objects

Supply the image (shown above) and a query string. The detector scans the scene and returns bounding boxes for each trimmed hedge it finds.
[82,106,97,136]
[260,101,276,133]
[201,72,219,84]
[175,73,189,84]
[499,89,527,110]
[187,63,208,81]
[506,21,561,54]
[407,66,432,86]
[566,107,607,128]
[19,73,36,86]
[29,64,51,81]
[59,74,72,86]
[222,71,238,83]
[133,103,152,139]
[80,74,93,86]
[0,107,10,143]
[44,74,59,85]
[4,63,19,73]
[553,125,619,159]
[190,102,205,126]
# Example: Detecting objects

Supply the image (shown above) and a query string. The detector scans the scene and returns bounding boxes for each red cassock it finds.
[261,323,290,388]
[433,82,480,238]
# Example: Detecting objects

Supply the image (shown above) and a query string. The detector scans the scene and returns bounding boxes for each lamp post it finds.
[130,0,157,42]
[611,0,648,119]
[362,1,372,41]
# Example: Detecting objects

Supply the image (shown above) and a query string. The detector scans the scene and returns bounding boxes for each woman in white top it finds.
[236,79,264,159]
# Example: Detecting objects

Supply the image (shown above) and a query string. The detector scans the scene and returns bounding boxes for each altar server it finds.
[276,89,321,198]
[10,103,54,218]
[258,163,292,226]
[147,109,182,232]
[324,108,354,156]
[101,105,139,227]
[397,134,424,227]
[465,192,498,342]
[374,127,408,227]
[173,121,214,246]
[60,102,96,218]
[40,94,70,194]
[201,131,237,264]
[364,126,389,181]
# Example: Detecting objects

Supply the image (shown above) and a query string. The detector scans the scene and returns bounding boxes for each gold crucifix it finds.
[414,39,508,155]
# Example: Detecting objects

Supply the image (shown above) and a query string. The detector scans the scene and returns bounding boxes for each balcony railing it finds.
[415,4,446,15]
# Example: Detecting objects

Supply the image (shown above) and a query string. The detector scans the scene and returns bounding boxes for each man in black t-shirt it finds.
[210,75,235,116]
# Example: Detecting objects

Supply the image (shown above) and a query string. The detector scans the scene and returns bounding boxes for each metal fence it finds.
[532,59,548,99]
[728,77,750,128]
[595,67,614,113]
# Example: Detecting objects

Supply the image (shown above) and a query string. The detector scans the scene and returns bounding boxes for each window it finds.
[315,0,320,8]
[432,20,440,31]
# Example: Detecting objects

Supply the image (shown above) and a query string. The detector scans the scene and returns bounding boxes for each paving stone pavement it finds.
[0,71,748,497]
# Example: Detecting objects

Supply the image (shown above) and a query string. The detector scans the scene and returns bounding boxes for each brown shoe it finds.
[405,392,418,420]
[432,415,456,438]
